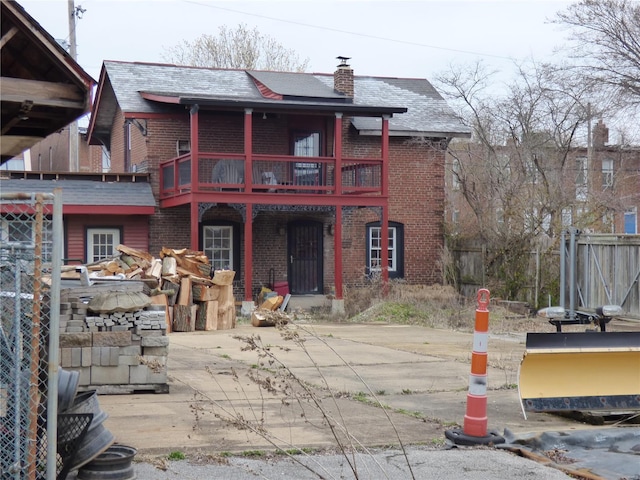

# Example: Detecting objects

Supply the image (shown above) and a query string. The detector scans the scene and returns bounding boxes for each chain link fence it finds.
[1,192,61,479]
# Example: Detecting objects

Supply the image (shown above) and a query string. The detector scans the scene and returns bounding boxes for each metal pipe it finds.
[12,245,22,480]
[46,190,62,480]
[569,228,577,321]
[560,230,566,308]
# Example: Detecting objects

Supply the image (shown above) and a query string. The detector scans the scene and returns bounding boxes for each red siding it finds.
[65,215,150,262]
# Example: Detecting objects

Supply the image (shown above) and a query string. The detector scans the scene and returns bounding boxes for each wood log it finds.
[105,260,121,273]
[147,259,163,280]
[198,263,212,278]
[120,254,139,269]
[260,295,283,311]
[162,279,180,306]
[190,304,198,331]
[177,277,193,306]
[172,305,194,332]
[216,284,236,330]
[162,257,177,276]
[192,284,219,302]
[251,309,290,327]
[212,269,235,286]
[125,267,143,279]
[117,244,154,263]
[196,301,219,330]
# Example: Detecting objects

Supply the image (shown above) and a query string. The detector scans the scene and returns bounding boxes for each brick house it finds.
[85,59,470,311]
[446,120,640,237]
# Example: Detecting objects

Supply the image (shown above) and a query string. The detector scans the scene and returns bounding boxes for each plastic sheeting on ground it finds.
[499,427,640,480]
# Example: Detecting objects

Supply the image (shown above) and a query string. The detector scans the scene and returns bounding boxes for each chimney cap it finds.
[336,56,351,68]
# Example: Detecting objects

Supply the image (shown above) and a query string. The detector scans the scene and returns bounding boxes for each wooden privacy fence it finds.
[452,234,640,320]
[573,234,640,319]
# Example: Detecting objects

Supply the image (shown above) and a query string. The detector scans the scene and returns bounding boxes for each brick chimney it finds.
[592,119,609,148]
[334,56,354,98]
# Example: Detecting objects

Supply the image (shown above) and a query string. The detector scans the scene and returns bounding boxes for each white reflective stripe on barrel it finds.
[473,333,488,353]
[468,374,487,396]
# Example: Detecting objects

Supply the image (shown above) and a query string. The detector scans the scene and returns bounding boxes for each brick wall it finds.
[120,109,446,293]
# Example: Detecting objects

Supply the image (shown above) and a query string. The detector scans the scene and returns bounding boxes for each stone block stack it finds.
[58,280,169,394]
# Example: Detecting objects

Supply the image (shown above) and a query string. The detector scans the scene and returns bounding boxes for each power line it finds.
[182,0,514,61]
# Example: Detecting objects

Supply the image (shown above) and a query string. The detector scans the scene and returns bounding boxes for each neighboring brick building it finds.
[82,59,470,310]
[446,119,640,237]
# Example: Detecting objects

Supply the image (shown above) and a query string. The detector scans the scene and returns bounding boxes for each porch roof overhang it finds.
[356,128,473,138]
[139,91,407,117]
[0,175,156,215]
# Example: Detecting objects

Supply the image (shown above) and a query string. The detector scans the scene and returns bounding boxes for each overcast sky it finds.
[28,0,638,140]
[20,0,573,81]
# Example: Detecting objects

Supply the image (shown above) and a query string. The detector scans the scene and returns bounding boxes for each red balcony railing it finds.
[160,152,383,200]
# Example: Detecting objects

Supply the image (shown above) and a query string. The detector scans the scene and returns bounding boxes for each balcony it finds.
[159,152,383,205]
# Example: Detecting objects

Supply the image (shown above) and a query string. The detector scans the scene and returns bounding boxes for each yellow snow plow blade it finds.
[519,332,640,413]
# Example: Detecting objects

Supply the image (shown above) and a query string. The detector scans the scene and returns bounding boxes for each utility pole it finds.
[68,0,79,171]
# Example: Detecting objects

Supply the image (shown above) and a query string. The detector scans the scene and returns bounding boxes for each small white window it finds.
[368,226,397,272]
[203,225,234,270]
[87,228,120,263]
[1,218,54,263]
[602,159,613,188]
[452,158,461,190]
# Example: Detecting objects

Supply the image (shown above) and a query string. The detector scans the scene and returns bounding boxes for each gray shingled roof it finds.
[247,70,346,100]
[0,178,156,208]
[93,61,470,139]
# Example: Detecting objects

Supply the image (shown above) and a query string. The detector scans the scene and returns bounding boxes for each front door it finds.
[288,221,323,294]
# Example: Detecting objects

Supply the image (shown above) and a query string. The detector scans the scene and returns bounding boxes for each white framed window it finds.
[452,209,460,224]
[601,158,614,188]
[1,217,54,263]
[87,228,120,263]
[368,226,397,272]
[452,158,461,190]
[203,225,234,270]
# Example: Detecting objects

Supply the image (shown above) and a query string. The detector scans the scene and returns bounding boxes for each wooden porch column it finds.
[244,108,253,192]
[190,104,199,251]
[334,113,343,195]
[334,205,343,299]
[244,203,253,302]
[381,115,390,284]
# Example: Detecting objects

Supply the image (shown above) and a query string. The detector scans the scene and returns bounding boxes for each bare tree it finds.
[162,24,309,72]
[554,0,640,109]
[436,60,608,301]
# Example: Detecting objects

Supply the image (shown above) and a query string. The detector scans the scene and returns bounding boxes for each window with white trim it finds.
[601,158,613,188]
[1,217,54,262]
[452,158,461,190]
[87,228,120,263]
[203,225,234,270]
[368,226,396,272]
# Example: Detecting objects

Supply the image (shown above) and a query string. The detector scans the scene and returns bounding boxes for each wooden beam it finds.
[0,26,18,49]
[0,76,86,109]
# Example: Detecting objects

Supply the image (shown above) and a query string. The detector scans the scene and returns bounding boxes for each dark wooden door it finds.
[288,221,323,294]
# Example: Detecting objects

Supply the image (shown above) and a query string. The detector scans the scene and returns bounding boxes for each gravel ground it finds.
[130,446,575,480]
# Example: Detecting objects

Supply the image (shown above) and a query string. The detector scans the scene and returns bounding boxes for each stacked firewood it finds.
[65,245,237,333]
